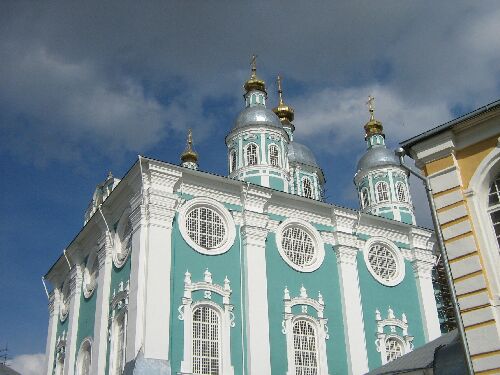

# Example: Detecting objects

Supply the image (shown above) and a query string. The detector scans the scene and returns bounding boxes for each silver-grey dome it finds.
[356,146,399,172]
[288,142,319,168]
[233,106,282,129]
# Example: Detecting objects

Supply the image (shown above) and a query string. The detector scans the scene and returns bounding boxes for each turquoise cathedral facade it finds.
[43,61,440,375]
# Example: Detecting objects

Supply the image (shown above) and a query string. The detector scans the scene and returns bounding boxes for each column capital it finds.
[334,246,359,266]
[411,258,435,279]
[48,290,60,317]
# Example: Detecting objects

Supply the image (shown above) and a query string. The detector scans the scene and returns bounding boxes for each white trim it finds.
[276,218,325,272]
[178,197,236,255]
[113,209,132,269]
[375,308,414,365]
[360,187,370,208]
[364,237,405,287]
[268,143,281,168]
[109,280,129,375]
[75,337,92,375]
[229,148,237,173]
[375,181,390,203]
[83,250,98,299]
[245,142,259,166]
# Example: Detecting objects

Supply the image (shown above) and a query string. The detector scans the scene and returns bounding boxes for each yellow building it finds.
[401,100,500,374]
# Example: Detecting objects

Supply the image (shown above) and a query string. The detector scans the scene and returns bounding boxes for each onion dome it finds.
[356,147,399,173]
[233,106,282,130]
[180,129,198,165]
[272,75,294,123]
[364,95,384,139]
[288,142,319,168]
[244,55,266,94]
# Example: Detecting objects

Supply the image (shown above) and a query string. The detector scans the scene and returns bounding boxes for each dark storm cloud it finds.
[1,1,499,164]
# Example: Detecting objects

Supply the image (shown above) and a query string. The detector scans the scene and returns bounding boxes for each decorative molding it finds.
[334,246,359,266]
[375,307,414,365]
[83,250,98,299]
[363,237,406,287]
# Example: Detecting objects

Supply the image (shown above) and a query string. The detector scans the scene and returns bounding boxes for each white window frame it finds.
[108,280,129,375]
[488,174,500,250]
[179,270,235,375]
[282,286,329,375]
[245,143,259,166]
[54,330,67,375]
[269,144,280,167]
[113,210,132,269]
[363,237,405,287]
[75,337,92,375]
[276,218,325,272]
[83,250,98,298]
[229,149,237,173]
[375,308,413,365]
[178,197,236,255]
[59,277,70,322]
[360,187,370,208]
[375,181,390,203]
[302,176,314,199]
[395,182,407,202]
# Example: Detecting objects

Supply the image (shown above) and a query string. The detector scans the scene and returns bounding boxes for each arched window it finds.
[110,313,126,375]
[246,144,258,166]
[488,174,500,249]
[269,145,280,167]
[376,182,389,202]
[303,178,313,199]
[192,306,221,375]
[385,337,405,363]
[230,150,237,172]
[76,339,92,375]
[360,187,370,208]
[396,182,407,202]
[293,319,319,374]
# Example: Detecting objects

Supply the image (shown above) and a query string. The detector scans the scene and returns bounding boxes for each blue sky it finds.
[1,1,500,372]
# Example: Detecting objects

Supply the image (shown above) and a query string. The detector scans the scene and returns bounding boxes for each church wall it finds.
[265,226,348,374]
[73,275,97,370]
[357,250,425,369]
[169,207,244,374]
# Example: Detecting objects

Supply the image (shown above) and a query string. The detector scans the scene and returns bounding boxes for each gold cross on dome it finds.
[366,95,375,120]
[250,54,257,77]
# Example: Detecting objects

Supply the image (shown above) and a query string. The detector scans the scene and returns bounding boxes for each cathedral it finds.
[43,59,441,375]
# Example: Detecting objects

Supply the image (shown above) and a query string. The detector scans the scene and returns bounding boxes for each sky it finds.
[1,1,500,373]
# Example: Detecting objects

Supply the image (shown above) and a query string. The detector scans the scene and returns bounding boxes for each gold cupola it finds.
[180,129,198,170]
[244,55,266,94]
[273,75,295,124]
[364,95,384,139]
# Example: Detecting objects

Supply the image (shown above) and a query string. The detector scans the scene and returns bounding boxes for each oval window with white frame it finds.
[364,237,405,286]
[59,277,70,322]
[113,214,132,269]
[83,250,98,299]
[179,197,236,255]
[276,218,325,272]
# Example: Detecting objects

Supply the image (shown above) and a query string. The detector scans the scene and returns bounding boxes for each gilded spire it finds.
[272,75,294,123]
[364,95,384,139]
[244,54,266,94]
[180,129,198,169]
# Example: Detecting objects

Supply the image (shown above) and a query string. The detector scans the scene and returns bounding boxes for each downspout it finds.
[239,181,250,375]
[395,147,474,374]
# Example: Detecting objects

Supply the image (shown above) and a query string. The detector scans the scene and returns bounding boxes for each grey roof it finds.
[400,98,500,149]
[288,141,319,168]
[365,330,467,375]
[233,105,282,130]
[356,146,400,173]
[0,364,21,375]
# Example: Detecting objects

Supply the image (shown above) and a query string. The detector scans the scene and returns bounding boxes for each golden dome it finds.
[244,55,266,94]
[272,75,295,123]
[364,95,384,138]
[180,129,198,164]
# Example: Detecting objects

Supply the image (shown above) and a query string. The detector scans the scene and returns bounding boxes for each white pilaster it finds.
[240,187,272,375]
[44,290,60,375]
[63,265,83,375]
[91,235,114,375]
[335,246,369,375]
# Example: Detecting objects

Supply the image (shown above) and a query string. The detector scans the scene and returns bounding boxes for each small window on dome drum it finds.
[246,144,258,166]
[269,145,279,167]
[303,178,313,199]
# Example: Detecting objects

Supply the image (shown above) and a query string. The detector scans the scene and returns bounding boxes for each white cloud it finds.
[10,353,45,375]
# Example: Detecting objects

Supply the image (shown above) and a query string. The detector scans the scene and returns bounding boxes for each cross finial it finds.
[250,54,257,78]
[366,95,375,120]
[187,128,193,146]
[277,75,284,105]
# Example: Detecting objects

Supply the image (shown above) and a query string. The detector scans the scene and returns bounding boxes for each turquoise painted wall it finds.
[169,209,244,375]
[73,277,97,372]
[266,231,348,374]
[269,176,284,191]
[357,252,425,370]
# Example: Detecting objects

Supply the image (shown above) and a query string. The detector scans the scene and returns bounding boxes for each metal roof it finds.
[356,145,400,173]
[233,105,282,130]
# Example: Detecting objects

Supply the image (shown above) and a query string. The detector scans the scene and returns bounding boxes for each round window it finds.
[179,197,236,255]
[364,238,405,286]
[83,251,98,298]
[113,218,132,268]
[276,219,324,272]
[59,279,70,322]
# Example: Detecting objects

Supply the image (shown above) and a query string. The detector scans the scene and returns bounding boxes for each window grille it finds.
[186,207,226,250]
[269,145,280,167]
[361,188,370,208]
[303,178,313,199]
[368,244,398,282]
[488,174,500,249]
[396,182,407,202]
[246,144,258,166]
[385,337,404,363]
[282,227,315,267]
[293,320,319,375]
[112,315,125,375]
[376,182,389,202]
[230,150,237,172]
[192,306,220,375]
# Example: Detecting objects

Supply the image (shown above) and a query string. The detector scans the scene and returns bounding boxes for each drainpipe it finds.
[395,147,474,374]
